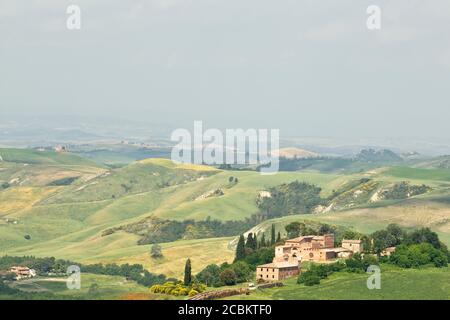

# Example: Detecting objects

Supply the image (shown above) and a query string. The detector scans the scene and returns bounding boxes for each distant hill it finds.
[274,147,319,159]
[413,155,450,169]
[354,149,403,163]
[0,148,102,167]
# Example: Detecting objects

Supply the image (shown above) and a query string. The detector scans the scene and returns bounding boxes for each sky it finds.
[1,0,450,139]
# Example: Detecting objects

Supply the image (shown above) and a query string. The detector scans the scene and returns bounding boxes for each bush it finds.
[389,243,448,268]
[188,289,199,297]
[297,271,320,286]
[150,244,163,259]
[219,269,237,286]
[149,281,206,297]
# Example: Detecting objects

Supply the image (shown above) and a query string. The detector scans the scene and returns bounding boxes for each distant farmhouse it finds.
[256,234,363,282]
[54,145,68,153]
[9,266,36,280]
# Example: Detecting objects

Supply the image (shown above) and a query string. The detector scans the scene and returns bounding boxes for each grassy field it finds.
[3,273,173,300]
[2,148,450,286]
[229,266,450,300]
[6,233,235,279]
[383,166,450,183]
[0,148,102,167]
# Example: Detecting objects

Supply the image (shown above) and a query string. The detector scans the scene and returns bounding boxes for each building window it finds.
[272,275,275,278]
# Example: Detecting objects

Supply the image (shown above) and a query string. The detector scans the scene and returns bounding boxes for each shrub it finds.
[389,243,448,268]
[219,269,237,286]
[149,281,206,297]
[297,271,320,286]
[188,289,199,297]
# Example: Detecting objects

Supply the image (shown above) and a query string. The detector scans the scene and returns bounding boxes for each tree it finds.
[229,176,234,183]
[270,224,276,245]
[285,222,301,239]
[184,258,192,286]
[196,264,221,287]
[260,233,266,248]
[230,261,252,283]
[318,224,335,236]
[371,230,396,254]
[246,233,257,250]
[277,231,281,243]
[386,224,404,245]
[219,269,237,286]
[235,234,246,261]
[406,228,441,249]
[150,244,163,259]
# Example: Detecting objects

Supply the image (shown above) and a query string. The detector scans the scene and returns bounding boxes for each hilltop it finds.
[274,148,319,159]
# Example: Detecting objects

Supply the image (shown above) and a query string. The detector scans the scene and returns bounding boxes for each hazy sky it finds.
[1,0,450,138]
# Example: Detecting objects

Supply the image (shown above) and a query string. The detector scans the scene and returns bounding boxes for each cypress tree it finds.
[184,258,192,286]
[271,224,276,245]
[246,233,257,250]
[246,233,253,248]
[251,234,257,250]
[277,231,281,243]
[260,233,266,247]
[235,234,246,261]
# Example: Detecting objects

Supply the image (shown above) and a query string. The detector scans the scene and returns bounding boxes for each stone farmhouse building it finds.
[256,234,363,282]
[9,266,36,280]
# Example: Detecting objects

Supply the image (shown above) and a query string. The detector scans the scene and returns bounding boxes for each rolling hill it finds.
[1,147,450,278]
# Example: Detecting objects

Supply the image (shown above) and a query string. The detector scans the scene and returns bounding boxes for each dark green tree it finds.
[184,258,192,286]
[219,269,237,285]
[260,233,266,248]
[246,233,257,250]
[285,222,301,239]
[235,234,246,261]
[277,231,281,243]
[270,224,276,245]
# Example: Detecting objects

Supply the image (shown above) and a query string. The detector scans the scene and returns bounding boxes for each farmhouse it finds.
[381,246,396,257]
[256,234,360,282]
[10,266,36,280]
[256,261,300,282]
[342,239,363,253]
[274,234,354,263]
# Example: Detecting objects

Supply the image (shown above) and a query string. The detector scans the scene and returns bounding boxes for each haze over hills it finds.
[2,115,450,157]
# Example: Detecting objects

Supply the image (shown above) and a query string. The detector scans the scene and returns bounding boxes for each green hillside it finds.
[229,266,450,300]
[1,148,450,281]
[0,148,101,167]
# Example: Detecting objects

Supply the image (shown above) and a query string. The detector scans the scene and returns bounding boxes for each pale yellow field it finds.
[137,158,219,172]
[0,187,60,215]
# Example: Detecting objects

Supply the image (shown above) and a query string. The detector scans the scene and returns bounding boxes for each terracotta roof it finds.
[257,261,299,269]
[285,236,314,243]
[342,239,362,244]
[322,247,352,253]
